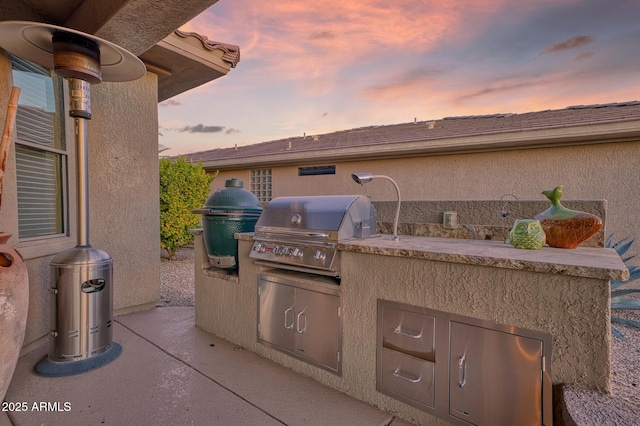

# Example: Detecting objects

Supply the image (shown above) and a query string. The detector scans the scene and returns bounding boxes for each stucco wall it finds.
[0,51,160,351]
[211,140,639,259]
[90,74,160,314]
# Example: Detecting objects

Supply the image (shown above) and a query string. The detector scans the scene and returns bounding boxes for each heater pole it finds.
[68,78,93,247]
[75,116,89,247]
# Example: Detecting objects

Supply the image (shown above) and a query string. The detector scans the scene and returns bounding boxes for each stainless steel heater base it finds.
[35,342,121,377]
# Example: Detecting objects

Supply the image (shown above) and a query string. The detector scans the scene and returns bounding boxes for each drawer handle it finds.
[393,325,423,339]
[284,306,294,330]
[393,367,422,383]
[458,353,467,388]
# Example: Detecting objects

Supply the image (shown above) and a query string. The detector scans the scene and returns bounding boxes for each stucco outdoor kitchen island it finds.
[192,230,628,426]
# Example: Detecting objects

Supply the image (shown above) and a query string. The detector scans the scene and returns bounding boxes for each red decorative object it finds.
[534,186,602,249]
[0,232,29,401]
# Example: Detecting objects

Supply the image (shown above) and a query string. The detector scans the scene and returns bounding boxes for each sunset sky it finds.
[158,0,640,155]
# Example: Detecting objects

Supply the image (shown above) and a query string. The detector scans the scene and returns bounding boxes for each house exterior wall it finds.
[0,51,160,352]
[211,140,639,247]
[89,74,160,315]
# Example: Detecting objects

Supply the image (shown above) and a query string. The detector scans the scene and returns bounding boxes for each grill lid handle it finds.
[255,227,330,239]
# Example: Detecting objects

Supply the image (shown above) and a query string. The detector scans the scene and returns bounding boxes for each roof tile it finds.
[183,101,640,163]
[174,30,240,67]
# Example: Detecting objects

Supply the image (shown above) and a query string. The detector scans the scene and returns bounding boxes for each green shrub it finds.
[159,157,214,259]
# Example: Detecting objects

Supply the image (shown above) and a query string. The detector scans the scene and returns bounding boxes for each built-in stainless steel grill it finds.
[250,195,378,277]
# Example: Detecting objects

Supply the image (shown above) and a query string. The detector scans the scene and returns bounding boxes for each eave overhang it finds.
[140,30,239,102]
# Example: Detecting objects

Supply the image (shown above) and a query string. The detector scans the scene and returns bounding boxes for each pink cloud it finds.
[183,0,511,82]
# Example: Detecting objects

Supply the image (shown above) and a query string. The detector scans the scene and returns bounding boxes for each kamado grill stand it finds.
[0,21,146,376]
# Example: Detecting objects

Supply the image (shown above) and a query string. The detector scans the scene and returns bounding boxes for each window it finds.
[11,56,68,239]
[298,165,336,176]
[250,169,272,204]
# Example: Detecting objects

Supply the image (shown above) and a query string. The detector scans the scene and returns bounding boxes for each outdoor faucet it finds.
[351,173,401,241]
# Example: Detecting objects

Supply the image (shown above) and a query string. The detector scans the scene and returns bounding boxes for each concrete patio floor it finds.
[1,307,414,426]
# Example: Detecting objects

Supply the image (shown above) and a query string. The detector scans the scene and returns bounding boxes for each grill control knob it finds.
[283,247,293,256]
[254,243,266,253]
[313,250,326,262]
[292,248,304,258]
[274,246,284,256]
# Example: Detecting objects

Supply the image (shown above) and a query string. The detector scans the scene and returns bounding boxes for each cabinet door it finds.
[294,288,341,372]
[257,279,295,352]
[449,321,544,426]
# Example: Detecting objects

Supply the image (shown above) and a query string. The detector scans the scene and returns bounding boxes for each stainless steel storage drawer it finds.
[381,302,435,361]
[380,347,435,408]
[377,300,552,426]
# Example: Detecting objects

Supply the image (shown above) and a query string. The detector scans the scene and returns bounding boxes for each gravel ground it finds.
[158,246,640,405]
[158,246,195,307]
[611,307,640,404]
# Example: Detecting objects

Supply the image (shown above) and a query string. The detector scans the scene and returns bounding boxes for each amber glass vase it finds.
[534,186,602,249]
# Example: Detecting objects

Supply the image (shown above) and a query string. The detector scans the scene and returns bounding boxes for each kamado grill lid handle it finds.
[193,178,263,215]
[225,178,243,188]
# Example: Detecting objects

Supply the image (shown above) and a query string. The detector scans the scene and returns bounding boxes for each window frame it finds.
[11,54,70,242]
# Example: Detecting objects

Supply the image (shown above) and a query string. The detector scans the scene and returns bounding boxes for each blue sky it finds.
[157,0,640,155]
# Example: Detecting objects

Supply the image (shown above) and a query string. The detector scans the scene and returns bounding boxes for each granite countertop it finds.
[229,231,627,281]
[235,232,254,241]
[337,234,629,281]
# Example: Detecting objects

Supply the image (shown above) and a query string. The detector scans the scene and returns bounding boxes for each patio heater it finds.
[0,21,146,376]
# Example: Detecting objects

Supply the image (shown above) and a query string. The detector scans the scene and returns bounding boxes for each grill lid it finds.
[194,178,262,216]
[254,195,378,241]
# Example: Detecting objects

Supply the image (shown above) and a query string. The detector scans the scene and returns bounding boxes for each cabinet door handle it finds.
[393,367,422,383]
[284,306,294,330]
[393,325,423,339]
[296,309,307,334]
[458,353,467,388]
